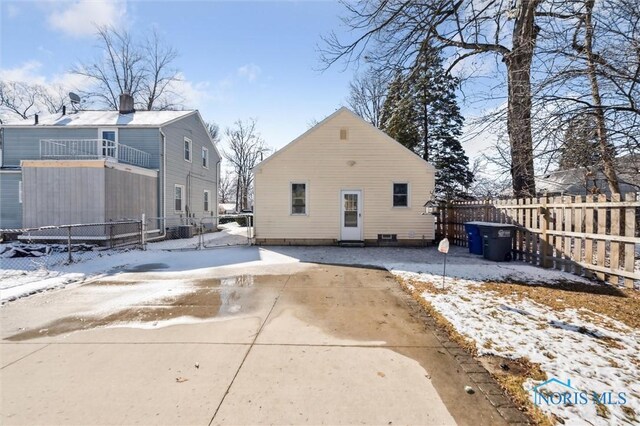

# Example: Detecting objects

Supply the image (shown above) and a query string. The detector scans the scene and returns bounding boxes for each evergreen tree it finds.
[411,44,472,199]
[380,45,472,200]
[380,72,420,152]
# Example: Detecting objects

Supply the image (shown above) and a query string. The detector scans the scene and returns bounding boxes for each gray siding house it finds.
[0,99,221,235]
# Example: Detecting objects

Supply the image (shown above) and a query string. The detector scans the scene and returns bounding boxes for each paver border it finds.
[399,290,533,425]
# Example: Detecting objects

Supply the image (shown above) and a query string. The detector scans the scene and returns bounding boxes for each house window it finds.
[18,180,22,204]
[291,183,306,215]
[184,138,192,162]
[393,183,409,207]
[202,147,209,168]
[204,190,211,212]
[175,184,185,212]
[340,128,348,140]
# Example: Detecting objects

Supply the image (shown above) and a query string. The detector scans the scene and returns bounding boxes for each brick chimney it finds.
[119,92,135,114]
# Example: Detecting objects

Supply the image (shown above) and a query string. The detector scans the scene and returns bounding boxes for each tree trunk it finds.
[583,0,620,194]
[423,85,429,162]
[241,175,249,211]
[505,0,539,198]
[235,175,241,212]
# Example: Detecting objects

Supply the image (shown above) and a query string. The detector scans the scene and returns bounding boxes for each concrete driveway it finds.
[1,262,508,425]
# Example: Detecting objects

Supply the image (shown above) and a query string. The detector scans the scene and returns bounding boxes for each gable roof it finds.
[253,107,435,172]
[190,110,222,161]
[1,110,196,128]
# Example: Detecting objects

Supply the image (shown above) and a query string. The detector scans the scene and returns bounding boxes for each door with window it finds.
[340,190,362,241]
[99,129,117,159]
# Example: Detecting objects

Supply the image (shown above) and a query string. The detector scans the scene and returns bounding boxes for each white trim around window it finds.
[98,128,119,143]
[184,137,192,163]
[204,189,211,212]
[174,184,185,212]
[392,182,410,208]
[290,181,308,216]
[202,146,209,169]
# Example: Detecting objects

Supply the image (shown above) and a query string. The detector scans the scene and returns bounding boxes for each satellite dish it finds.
[69,92,81,112]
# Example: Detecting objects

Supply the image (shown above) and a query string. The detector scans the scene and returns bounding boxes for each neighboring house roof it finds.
[536,158,640,196]
[1,110,196,128]
[2,109,222,160]
[253,107,435,172]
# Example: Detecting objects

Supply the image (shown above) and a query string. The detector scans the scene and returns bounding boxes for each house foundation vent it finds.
[377,234,398,246]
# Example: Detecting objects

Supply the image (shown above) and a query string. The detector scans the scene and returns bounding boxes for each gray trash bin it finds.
[477,223,516,262]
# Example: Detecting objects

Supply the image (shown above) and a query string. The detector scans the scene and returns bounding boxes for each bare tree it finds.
[218,170,236,204]
[140,29,182,110]
[320,0,568,197]
[205,121,222,144]
[575,0,620,193]
[0,81,39,119]
[347,68,387,127]
[72,25,181,111]
[38,84,67,115]
[223,119,269,211]
[531,0,640,194]
[0,81,68,122]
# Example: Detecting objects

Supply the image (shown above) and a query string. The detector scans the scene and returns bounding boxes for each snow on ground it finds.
[146,222,250,250]
[2,237,639,424]
[1,225,275,303]
[394,271,639,425]
[271,245,595,284]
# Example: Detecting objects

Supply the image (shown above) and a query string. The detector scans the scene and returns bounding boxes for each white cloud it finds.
[0,61,46,84]
[0,61,93,96]
[237,63,261,82]
[169,73,235,111]
[48,0,126,37]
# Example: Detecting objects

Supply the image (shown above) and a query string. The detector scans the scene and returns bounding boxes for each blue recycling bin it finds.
[464,222,483,255]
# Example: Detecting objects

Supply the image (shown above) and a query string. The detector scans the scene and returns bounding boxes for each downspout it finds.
[157,128,167,240]
[0,127,4,167]
[216,159,221,229]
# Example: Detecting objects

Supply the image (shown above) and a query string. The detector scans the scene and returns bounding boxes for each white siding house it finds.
[253,107,436,246]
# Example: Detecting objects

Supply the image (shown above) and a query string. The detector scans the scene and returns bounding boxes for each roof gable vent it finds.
[340,128,348,141]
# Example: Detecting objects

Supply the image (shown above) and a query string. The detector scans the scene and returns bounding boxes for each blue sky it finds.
[1,0,358,151]
[1,0,503,166]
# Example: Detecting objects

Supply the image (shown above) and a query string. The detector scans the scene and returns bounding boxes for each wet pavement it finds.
[0,263,507,425]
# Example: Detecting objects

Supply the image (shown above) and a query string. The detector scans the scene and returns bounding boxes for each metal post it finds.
[442,253,447,290]
[141,213,146,250]
[67,226,73,264]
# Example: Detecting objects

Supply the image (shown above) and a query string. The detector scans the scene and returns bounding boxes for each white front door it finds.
[340,190,362,241]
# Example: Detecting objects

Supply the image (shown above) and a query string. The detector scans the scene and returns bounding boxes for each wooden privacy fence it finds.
[436,194,640,288]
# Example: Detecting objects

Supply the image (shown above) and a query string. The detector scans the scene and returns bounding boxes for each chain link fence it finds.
[1,220,143,272]
[145,214,253,250]
[1,214,254,282]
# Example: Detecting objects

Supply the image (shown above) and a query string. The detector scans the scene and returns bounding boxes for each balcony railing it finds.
[40,139,151,168]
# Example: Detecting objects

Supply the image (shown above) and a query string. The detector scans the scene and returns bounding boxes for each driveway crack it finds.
[207,274,291,425]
